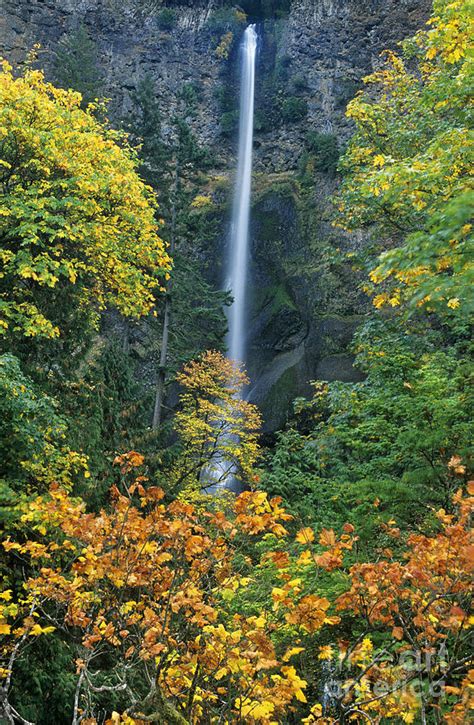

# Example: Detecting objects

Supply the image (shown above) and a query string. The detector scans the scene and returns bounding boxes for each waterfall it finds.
[227,24,257,370]
[202,26,257,495]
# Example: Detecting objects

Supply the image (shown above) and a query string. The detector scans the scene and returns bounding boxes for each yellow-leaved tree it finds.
[170,350,262,494]
[0,60,171,341]
[336,0,473,314]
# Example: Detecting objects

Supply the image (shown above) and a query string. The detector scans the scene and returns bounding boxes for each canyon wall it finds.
[0,0,432,429]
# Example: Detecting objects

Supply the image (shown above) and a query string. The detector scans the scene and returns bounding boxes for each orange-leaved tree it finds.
[1,452,334,725]
[301,483,474,724]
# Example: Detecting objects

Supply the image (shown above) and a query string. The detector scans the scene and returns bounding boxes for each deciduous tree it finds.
[336,0,473,314]
[171,350,262,492]
[0,62,170,343]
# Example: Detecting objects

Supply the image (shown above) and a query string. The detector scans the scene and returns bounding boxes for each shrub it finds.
[206,7,245,34]
[220,109,239,137]
[179,82,201,107]
[291,74,308,93]
[306,131,340,174]
[278,54,292,68]
[254,109,272,133]
[157,8,177,31]
[215,31,234,59]
[191,194,213,209]
[280,96,308,123]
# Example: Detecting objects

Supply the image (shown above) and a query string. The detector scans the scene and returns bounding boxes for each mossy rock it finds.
[315,354,365,383]
[250,355,305,432]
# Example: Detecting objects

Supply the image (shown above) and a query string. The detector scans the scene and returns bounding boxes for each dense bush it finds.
[306,131,340,173]
[156,7,177,30]
[280,95,308,123]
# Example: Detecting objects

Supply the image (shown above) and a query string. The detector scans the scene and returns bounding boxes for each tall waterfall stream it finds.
[204,25,257,494]
[227,24,257,369]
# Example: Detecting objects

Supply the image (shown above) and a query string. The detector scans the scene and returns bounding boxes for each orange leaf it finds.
[319,529,336,547]
[392,626,404,640]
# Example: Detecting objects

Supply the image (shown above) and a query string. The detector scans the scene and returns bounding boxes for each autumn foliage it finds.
[173,350,262,491]
[2,455,472,723]
[1,2,473,723]
[1,454,305,724]
[0,60,170,340]
[336,0,473,314]
[330,483,474,723]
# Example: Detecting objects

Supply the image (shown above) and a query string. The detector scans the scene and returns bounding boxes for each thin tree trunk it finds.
[122,319,129,355]
[152,158,179,431]
[152,293,171,430]
[72,665,86,725]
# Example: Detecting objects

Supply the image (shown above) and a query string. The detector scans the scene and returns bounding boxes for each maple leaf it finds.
[318,645,334,660]
[319,529,336,547]
[295,527,315,544]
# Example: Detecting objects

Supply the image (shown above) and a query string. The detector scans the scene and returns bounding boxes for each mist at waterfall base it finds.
[204,25,257,494]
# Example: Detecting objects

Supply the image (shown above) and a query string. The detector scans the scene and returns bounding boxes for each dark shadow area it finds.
[239,0,292,20]
[160,0,292,20]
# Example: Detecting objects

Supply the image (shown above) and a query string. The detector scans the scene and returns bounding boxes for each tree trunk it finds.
[152,158,179,431]
[131,680,189,725]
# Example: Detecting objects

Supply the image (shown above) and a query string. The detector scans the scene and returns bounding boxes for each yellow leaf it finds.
[295,527,315,544]
[221,588,235,602]
[283,646,304,662]
[318,645,334,660]
[29,623,56,636]
[297,550,313,566]
[309,703,323,718]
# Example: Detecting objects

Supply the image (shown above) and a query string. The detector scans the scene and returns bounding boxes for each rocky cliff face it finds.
[0,0,224,143]
[0,0,432,430]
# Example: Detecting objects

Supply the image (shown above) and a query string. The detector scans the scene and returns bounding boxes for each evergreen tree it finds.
[127,76,229,429]
[53,24,104,107]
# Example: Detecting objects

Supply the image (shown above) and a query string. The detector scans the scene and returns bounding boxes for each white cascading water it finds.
[227,24,257,368]
[203,26,257,494]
